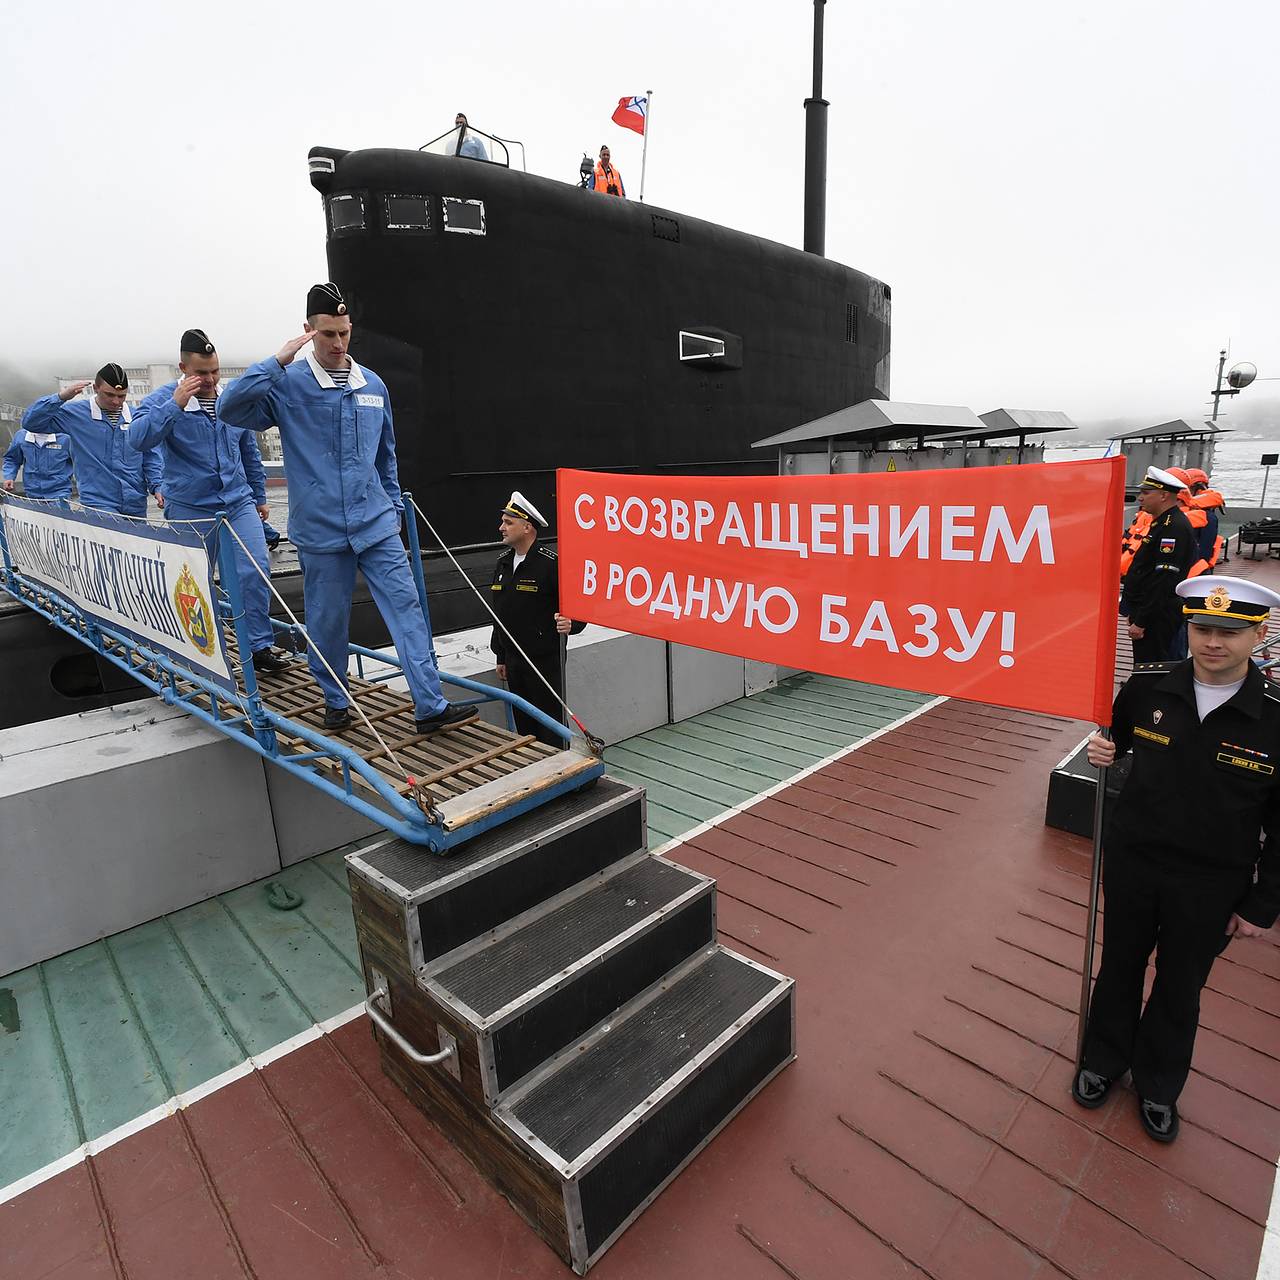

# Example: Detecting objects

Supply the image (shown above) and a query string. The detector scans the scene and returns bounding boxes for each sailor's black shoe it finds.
[323,705,352,731]
[265,532,282,550]
[251,647,293,674]
[415,703,478,735]
[1138,1097,1179,1143]
[1071,1068,1115,1109]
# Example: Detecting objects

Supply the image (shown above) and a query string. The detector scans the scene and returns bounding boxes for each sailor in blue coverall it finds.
[3,428,75,501]
[129,330,291,673]
[20,364,162,517]
[219,283,474,734]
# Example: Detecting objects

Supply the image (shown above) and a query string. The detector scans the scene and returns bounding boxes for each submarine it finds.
[305,127,891,549]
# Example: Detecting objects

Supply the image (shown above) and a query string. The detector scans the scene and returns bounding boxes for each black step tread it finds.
[356,776,634,895]
[504,948,780,1161]
[434,857,704,1017]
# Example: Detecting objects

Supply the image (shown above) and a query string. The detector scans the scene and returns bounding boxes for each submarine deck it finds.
[4,564,1280,1280]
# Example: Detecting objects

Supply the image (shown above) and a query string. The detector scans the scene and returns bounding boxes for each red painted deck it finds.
[6,563,1280,1279]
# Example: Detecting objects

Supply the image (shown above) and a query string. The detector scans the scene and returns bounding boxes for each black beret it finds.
[180,328,215,355]
[96,363,128,390]
[306,282,347,317]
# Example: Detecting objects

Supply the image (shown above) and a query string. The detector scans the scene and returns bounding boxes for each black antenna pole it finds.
[803,0,829,256]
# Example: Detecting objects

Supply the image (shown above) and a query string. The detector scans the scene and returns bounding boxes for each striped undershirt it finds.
[104,411,122,427]
[197,396,218,417]
[328,365,351,386]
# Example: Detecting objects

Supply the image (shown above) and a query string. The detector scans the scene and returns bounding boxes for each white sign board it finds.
[1,497,235,691]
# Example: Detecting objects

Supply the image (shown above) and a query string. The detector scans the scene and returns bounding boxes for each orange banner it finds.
[557,459,1125,724]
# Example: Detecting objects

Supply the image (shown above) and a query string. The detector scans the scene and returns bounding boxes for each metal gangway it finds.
[0,492,603,851]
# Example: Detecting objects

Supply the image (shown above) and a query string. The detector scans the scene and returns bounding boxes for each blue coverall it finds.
[129,385,275,654]
[2,428,75,501]
[220,351,449,717]
[21,395,162,517]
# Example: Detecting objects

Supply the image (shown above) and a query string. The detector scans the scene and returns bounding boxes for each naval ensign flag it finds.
[611,95,648,134]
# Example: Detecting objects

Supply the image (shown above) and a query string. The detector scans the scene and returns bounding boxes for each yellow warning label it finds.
[886,458,897,472]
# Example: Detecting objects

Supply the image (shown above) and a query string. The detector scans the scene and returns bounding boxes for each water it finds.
[1046,438,1280,506]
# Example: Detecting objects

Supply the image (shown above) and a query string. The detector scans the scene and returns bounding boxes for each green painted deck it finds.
[0,672,932,1195]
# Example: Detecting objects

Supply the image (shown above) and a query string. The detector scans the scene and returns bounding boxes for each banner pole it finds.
[1075,727,1110,1066]
[639,90,653,202]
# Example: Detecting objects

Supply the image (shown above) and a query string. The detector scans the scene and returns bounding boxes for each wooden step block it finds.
[427,856,716,1103]
[348,776,645,969]
[373,945,794,1274]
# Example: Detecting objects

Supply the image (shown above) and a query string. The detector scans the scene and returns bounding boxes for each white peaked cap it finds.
[1141,465,1188,492]
[1176,575,1280,629]
[502,490,548,528]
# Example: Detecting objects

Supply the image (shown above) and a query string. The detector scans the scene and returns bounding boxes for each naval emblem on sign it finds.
[174,563,216,657]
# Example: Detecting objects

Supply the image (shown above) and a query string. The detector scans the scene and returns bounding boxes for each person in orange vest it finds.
[1164,468,1210,659]
[1167,468,1211,580]
[1186,467,1226,565]
[592,145,625,197]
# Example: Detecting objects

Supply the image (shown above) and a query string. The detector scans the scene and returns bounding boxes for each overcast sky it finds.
[4,0,1276,428]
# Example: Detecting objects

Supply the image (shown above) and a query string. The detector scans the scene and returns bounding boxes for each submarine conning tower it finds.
[306,137,891,547]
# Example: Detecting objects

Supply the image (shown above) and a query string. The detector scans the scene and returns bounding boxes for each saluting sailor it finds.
[20,365,163,517]
[220,283,473,734]
[1077,575,1280,1143]
[1123,465,1198,662]
[490,492,584,745]
[3,423,74,502]
[129,330,291,674]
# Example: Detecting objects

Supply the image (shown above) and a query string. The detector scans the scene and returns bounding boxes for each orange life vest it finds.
[1119,510,1152,577]
[1191,489,1225,565]
[593,160,625,197]
[1175,496,1211,576]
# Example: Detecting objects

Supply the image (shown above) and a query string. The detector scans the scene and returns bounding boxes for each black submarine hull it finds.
[310,146,891,547]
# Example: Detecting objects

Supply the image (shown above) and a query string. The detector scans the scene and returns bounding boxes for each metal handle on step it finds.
[365,984,456,1067]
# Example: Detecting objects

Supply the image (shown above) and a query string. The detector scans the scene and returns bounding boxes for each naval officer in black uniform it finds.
[1124,465,1198,663]
[490,491,584,745]
[1075,574,1280,1142]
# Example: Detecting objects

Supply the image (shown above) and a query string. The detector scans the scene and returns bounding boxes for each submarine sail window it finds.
[327,193,366,237]
[679,331,725,361]
[442,197,486,235]
[384,193,432,232]
[678,328,743,370]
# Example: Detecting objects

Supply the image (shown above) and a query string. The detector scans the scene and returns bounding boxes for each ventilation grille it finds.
[845,303,858,344]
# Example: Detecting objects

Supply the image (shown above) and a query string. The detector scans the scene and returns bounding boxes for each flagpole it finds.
[639,89,653,202]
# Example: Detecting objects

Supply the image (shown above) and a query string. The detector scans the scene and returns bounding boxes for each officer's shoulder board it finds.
[537,545,558,561]
[1132,661,1176,677]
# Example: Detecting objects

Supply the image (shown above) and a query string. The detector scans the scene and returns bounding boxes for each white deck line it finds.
[0,1002,365,1207]
[1258,1166,1280,1279]
[0,692,946,1211]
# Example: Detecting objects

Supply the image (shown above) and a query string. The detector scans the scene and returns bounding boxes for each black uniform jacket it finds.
[490,542,585,664]
[1124,506,1197,630]
[1108,659,1280,927]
